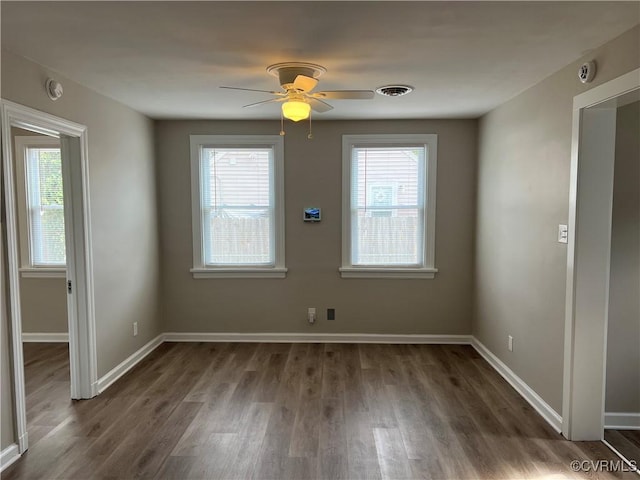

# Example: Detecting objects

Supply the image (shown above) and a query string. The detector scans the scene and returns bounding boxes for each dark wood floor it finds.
[4,342,636,479]
[605,429,640,469]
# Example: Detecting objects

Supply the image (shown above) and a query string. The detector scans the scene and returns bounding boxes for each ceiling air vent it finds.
[375,85,414,97]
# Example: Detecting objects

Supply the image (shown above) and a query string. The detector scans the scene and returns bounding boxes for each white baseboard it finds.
[605,412,640,430]
[163,332,473,344]
[471,337,563,433]
[22,332,69,342]
[96,334,164,394]
[0,444,20,473]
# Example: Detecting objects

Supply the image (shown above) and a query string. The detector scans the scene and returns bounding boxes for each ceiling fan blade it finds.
[312,90,375,100]
[242,98,286,108]
[220,86,284,95]
[308,97,334,113]
[293,75,318,93]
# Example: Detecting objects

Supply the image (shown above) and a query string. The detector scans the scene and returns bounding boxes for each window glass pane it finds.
[27,147,65,266]
[351,146,424,266]
[201,147,273,265]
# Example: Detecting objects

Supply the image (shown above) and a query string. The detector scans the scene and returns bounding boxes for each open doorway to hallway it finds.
[10,127,72,448]
[1,100,98,455]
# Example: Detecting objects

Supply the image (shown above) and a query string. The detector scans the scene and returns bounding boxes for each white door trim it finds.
[1,100,98,453]
[562,68,640,441]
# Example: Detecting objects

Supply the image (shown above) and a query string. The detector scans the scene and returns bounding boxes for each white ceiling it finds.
[2,1,638,120]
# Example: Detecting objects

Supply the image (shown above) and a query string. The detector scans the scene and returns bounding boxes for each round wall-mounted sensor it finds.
[46,78,64,101]
[578,61,596,84]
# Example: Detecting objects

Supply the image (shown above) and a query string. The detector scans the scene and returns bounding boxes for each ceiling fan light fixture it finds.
[282,100,310,122]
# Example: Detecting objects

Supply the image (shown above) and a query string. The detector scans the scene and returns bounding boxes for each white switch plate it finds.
[558,224,568,244]
[133,322,138,336]
[508,335,514,352]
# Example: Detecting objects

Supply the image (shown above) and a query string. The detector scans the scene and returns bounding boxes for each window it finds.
[340,134,438,278]
[14,136,66,277]
[190,135,286,278]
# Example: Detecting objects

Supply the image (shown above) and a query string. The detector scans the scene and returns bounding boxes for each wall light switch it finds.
[558,224,568,244]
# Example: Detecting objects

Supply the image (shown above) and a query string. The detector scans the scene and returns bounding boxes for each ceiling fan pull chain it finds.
[307,111,313,140]
[280,111,285,136]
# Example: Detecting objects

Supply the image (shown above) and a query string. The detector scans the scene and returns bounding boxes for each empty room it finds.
[1,2,639,479]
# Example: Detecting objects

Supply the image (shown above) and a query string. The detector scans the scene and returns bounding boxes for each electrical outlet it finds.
[133,322,138,337]
[327,308,335,320]
[508,335,513,352]
[308,308,316,324]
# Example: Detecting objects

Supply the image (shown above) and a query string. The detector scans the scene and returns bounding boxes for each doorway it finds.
[11,130,70,448]
[1,100,98,454]
[603,98,640,466]
[562,68,640,448]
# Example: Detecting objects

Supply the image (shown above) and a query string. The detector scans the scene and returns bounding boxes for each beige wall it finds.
[19,279,67,334]
[1,49,162,380]
[156,119,477,334]
[11,127,68,334]
[606,101,640,414]
[474,26,640,414]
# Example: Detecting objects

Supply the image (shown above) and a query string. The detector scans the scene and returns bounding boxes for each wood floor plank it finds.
[172,382,235,457]
[289,396,322,457]
[254,352,288,402]
[385,383,446,478]
[318,454,349,480]
[182,343,236,403]
[361,366,398,429]
[216,402,273,479]
[152,456,196,480]
[252,401,298,479]
[186,432,238,479]
[5,341,636,480]
[283,456,319,480]
[211,370,261,433]
[126,400,203,479]
[319,397,347,458]
[344,410,383,480]
[373,427,413,480]
[321,347,344,399]
[605,429,640,469]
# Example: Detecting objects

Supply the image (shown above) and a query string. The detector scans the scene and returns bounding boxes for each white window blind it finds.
[26,147,65,266]
[351,146,425,266]
[200,147,274,266]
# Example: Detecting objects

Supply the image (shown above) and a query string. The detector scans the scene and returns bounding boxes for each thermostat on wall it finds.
[303,207,321,222]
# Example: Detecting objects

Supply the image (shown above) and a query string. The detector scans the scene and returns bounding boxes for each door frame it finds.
[562,68,640,441]
[0,100,98,453]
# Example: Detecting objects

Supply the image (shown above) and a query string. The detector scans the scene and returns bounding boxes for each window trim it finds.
[189,135,287,279]
[340,134,438,279]
[14,136,67,278]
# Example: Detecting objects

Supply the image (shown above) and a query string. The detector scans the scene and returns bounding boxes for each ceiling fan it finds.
[221,62,375,122]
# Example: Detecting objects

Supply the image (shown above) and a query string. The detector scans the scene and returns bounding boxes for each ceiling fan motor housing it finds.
[267,62,327,89]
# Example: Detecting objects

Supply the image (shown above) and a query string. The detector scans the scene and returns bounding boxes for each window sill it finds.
[19,267,66,279]
[190,267,288,279]
[339,267,438,279]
